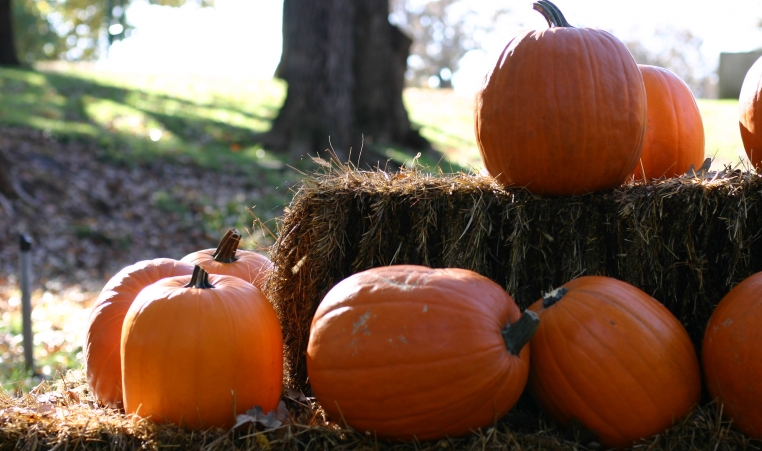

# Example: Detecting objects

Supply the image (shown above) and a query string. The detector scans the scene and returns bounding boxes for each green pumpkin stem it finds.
[502,310,540,356]
[184,265,215,289]
[211,228,241,263]
[542,286,568,308]
[532,0,573,28]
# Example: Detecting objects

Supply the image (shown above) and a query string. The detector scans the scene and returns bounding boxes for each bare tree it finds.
[259,0,430,165]
[390,0,509,88]
[624,28,714,98]
[0,0,20,65]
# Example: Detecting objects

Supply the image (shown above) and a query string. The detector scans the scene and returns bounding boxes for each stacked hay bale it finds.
[266,163,762,391]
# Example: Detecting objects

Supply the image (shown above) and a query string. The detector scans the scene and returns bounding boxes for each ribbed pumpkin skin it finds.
[703,272,762,439]
[527,276,701,449]
[85,258,193,409]
[307,265,530,441]
[121,273,283,429]
[474,26,646,196]
[633,65,705,180]
[740,55,762,169]
[181,248,273,291]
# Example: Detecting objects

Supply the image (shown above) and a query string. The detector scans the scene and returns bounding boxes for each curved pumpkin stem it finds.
[542,286,568,308]
[502,310,540,355]
[532,0,574,28]
[184,266,215,289]
[211,228,242,263]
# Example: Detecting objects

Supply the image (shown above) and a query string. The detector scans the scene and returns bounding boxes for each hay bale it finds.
[266,162,762,391]
[0,370,756,450]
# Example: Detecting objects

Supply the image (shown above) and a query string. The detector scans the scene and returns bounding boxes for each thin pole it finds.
[19,234,33,372]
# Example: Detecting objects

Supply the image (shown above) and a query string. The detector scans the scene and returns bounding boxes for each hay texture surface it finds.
[0,371,758,450]
[267,163,762,390]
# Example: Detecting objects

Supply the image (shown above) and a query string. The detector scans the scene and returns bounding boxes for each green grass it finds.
[0,65,288,171]
[697,98,748,169]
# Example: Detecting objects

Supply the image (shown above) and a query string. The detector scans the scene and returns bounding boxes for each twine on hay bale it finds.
[0,370,756,450]
[264,160,762,392]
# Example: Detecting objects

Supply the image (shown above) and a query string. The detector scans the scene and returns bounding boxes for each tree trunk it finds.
[262,0,430,167]
[0,0,20,66]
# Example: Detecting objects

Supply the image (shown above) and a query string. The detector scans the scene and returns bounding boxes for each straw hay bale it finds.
[265,163,762,391]
[0,371,757,450]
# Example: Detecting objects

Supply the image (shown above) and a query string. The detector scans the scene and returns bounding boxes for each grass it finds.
[0,62,751,393]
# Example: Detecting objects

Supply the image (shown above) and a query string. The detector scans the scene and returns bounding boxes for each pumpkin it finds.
[633,64,705,180]
[474,0,646,196]
[740,55,762,169]
[121,266,283,429]
[181,228,273,291]
[702,271,762,438]
[85,258,193,409]
[527,276,701,449]
[306,265,538,441]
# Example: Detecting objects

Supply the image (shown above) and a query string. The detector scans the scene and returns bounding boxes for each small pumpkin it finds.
[474,0,646,196]
[740,55,762,169]
[85,258,193,409]
[121,266,283,429]
[702,271,762,439]
[181,228,273,291]
[527,276,701,449]
[633,64,705,180]
[306,265,538,441]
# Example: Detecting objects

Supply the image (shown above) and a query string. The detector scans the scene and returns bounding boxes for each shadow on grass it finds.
[0,66,289,176]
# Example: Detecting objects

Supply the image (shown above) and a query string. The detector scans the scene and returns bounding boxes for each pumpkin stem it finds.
[211,228,241,263]
[502,310,540,356]
[184,265,215,289]
[542,286,568,308]
[532,0,573,28]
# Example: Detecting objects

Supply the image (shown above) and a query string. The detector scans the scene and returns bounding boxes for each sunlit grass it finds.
[697,98,748,169]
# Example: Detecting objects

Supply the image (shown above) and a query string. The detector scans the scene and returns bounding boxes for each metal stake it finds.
[19,234,34,372]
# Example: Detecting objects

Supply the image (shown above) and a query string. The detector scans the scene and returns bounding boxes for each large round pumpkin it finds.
[703,271,762,439]
[181,228,273,291]
[121,266,283,429]
[740,55,762,170]
[307,265,538,441]
[527,276,701,449]
[633,64,705,180]
[85,258,193,409]
[474,0,646,196]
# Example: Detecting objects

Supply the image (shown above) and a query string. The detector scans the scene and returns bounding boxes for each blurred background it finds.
[11,0,762,96]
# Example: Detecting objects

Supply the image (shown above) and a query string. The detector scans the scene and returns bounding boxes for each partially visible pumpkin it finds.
[181,228,273,291]
[703,271,762,439]
[632,64,705,180]
[740,55,762,169]
[85,258,193,409]
[307,265,538,441]
[121,266,283,429]
[527,276,701,449]
[474,0,646,196]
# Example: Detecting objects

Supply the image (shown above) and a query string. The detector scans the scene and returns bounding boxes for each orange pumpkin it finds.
[306,265,538,441]
[527,276,701,449]
[633,65,705,180]
[703,271,762,438]
[181,228,273,291]
[740,55,762,170]
[474,0,646,196]
[121,266,283,429]
[85,258,193,409]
